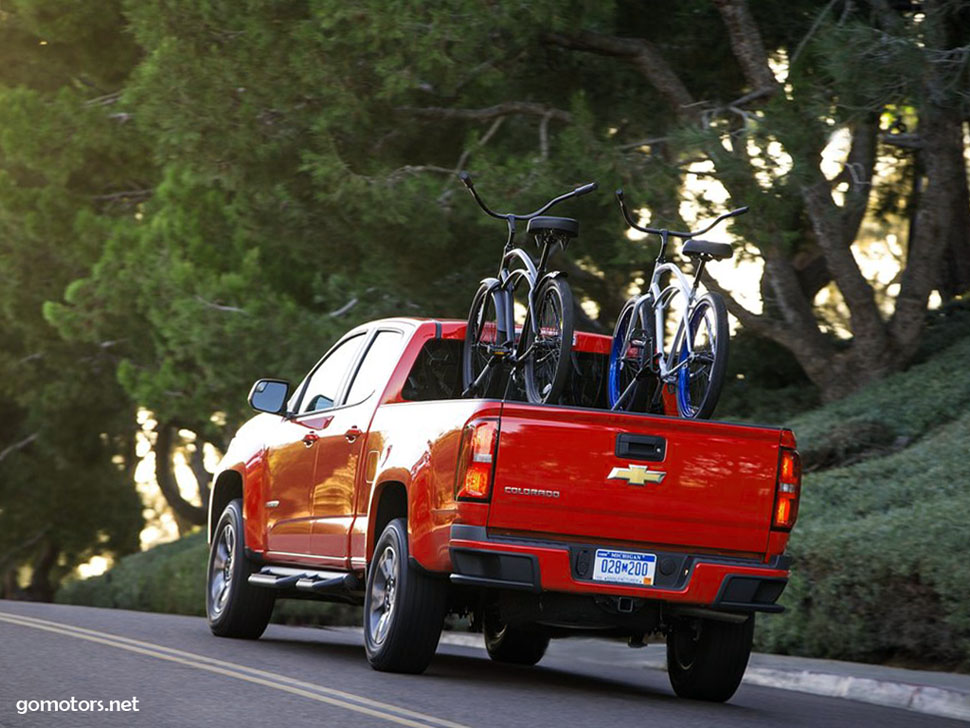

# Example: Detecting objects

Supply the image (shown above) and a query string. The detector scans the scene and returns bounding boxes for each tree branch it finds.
[538,112,552,160]
[837,115,879,249]
[790,0,840,68]
[712,0,780,94]
[92,189,152,203]
[0,526,50,572]
[543,31,698,119]
[0,433,38,464]
[801,180,888,353]
[328,297,358,317]
[195,295,248,315]
[701,271,785,339]
[396,102,572,123]
[880,132,924,149]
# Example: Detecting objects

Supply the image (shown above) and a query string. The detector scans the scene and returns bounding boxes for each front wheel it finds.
[666,615,754,702]
[364,518,448,673]
[206,499,275,639]
[522,277,574,404]
[675,291,728,419]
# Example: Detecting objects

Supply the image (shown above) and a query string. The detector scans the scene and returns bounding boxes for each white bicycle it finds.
[608,190,748,419]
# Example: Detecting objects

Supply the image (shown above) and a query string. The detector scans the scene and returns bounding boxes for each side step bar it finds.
[248,567,360,593]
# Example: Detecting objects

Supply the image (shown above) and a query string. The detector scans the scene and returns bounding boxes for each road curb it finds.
[435,632,970,722]
[739,668,970,723]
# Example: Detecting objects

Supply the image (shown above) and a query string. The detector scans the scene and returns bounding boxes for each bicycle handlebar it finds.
[459,171,598,222]
[615,188,748,239]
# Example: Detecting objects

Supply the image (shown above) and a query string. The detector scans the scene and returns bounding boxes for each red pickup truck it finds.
[205,317,801,703]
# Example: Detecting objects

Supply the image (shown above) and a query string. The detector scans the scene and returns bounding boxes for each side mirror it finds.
[248,379,290,415]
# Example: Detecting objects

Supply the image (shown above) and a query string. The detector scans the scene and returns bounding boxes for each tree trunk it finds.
[938,125,970,301]
[2,568,23,599]
[24,538,59,602]
[889,106,967,360]
[154,422,208,527]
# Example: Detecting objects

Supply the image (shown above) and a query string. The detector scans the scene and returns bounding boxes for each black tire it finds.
[206,499,275,639]
[523,277,574,404]
[483,606,549,666]
[674,291,728,419]
[364,518,448,674]
[607,297,654,412]
[462,282,504,397]
[666,615,754,702]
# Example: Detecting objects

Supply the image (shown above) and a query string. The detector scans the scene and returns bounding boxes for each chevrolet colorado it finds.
[205,317,801,702]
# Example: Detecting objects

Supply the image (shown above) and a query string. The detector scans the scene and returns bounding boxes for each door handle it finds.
[344,426,363,443]
[302,432,320,448]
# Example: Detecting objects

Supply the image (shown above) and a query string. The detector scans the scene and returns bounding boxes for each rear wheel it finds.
[607,297,654,411]
[206,499,275,639]
[483,606,550,666]
[666,615,754,702]
[675,292,728,419]
[523,277,574,404]
[463,283,505,397]
[364,518,448,673]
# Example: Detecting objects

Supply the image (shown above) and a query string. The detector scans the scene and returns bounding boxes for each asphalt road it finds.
[0,601,962,728]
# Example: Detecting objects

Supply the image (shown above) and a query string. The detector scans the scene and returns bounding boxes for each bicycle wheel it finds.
[462,282,504,397]
[523,277,574,404]
[607,297,653,411]
[675,292,728,419]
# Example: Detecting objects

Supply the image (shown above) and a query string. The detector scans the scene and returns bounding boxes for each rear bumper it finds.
[449,525,789,613]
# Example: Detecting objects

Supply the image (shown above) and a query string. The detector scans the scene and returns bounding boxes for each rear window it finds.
[401,337,607,408]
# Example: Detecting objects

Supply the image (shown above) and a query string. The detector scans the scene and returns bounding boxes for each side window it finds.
[401,339,463,401]
[345,331,405,405]
[299,334,365,414]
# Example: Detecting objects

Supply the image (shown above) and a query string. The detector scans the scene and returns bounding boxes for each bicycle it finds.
[459,172,597,404]
[608,190,748,419]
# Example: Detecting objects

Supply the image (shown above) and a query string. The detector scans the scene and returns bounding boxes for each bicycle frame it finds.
[629,259,703,384]
[494,244,559,358]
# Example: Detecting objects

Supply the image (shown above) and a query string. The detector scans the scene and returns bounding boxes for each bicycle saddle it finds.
[527,216,579,238]
[683,239,733,260]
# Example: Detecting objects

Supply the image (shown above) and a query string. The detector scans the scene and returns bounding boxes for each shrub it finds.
[790,335,970,469]
[756,411,970,668]
[57,531,360,626]
[756,494,970,669]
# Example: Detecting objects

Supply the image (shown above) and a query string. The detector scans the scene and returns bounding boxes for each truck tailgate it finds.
[488,403,781,554]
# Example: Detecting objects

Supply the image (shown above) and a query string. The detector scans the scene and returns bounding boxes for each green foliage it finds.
[788,335,970,468]
[754,320,970,668]
[57,531,360,626]
[756,415,970,667]
[0,0,149,593]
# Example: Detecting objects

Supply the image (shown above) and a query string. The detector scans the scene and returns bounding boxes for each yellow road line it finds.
[0,611,470,728]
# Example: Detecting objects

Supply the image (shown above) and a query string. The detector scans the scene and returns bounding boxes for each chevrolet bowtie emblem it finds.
[608,464,666,486]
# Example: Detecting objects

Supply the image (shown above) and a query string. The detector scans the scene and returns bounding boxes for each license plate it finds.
[592,549,656,586]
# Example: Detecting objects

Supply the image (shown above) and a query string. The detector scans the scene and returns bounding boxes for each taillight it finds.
[773,433,801,531]
[455,418,499,501]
